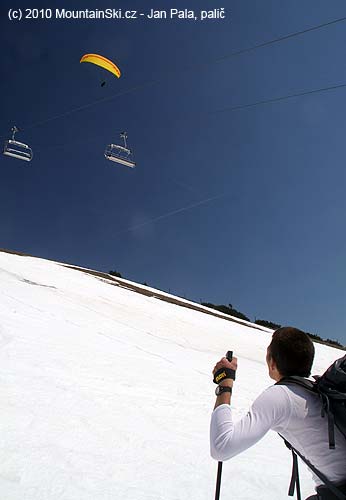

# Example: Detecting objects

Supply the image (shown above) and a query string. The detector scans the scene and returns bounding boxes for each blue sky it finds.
[1,1,346,344]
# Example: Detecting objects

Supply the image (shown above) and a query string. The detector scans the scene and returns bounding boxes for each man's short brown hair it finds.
[268,327,315,377]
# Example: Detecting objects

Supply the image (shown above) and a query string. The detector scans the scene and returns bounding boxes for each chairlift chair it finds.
[3,126,33,162]
[104,132,136,168]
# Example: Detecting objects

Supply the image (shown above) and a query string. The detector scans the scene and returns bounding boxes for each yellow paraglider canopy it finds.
[80,53,121,79]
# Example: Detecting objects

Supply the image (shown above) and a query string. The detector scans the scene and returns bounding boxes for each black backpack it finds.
[276,354,346,500]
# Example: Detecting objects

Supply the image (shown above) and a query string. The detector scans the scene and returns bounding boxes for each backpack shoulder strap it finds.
[276,376,337,449]
[276,376,317,393]
[280,436,346,500]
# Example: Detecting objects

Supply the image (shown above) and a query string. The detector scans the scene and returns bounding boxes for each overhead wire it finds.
[212,82,346,115]
[17,80,346,158]
[109,15,346,234]
[214,15,346,62]
[112,193,228,236]
[2,14,346,136]
[3,15,346,233]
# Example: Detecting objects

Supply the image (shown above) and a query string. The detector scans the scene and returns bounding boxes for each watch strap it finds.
[215,385,233,396]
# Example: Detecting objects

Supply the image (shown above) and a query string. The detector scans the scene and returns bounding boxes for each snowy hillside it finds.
[0,250,342,500]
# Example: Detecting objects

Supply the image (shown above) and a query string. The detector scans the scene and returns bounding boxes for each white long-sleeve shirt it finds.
[210,384,346,486]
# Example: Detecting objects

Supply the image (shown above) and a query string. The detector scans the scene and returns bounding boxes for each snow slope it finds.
[0,250,342,500]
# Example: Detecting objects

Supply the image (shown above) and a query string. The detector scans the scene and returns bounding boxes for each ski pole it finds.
[215,461,223,500]
[214,350,233,500]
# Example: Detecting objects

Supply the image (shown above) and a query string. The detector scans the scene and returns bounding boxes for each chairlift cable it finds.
[7,79,346,163]
[23,80,346,149]
[212,81,346,115]
[214,15,346,63]
[1,15,346,137]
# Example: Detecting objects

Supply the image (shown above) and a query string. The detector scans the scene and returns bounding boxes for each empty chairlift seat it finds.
[104,132,136,168]
[3,126,33,162]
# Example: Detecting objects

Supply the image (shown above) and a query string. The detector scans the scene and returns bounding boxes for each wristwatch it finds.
[215,385,232,396]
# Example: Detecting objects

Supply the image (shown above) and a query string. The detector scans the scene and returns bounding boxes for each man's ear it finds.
[266,347,272,364]
[269,357,277,371]
[268,356,283,382]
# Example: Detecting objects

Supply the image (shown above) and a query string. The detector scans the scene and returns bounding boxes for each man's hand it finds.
[212,356,238,409]
[213,356,238,387]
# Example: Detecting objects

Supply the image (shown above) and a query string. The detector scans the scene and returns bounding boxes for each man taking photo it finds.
[210,327,346,500]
